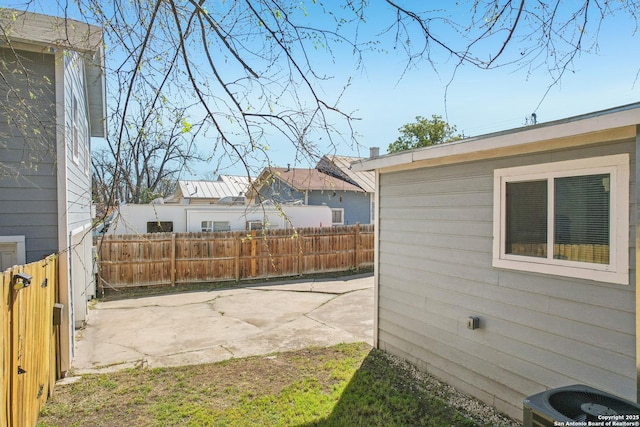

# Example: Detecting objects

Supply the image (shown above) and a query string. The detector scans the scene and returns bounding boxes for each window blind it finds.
[505,180,548,258]
[554,174,610,264]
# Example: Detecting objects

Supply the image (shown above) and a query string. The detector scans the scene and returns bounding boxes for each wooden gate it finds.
[1,255,59,427]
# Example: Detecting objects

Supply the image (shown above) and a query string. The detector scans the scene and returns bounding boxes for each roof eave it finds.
[86,47,106,138]
[0,9,103,53]
[352,102,640,172]
[1,9,107,138]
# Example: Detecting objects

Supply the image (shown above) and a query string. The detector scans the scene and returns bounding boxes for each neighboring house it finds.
[352,103,640,421]
[317,154,376,194]
[317,154,376,223]
[250,157,374,226]
[0,9,105,376]
[167,175,251,204]
[106,203,332,235]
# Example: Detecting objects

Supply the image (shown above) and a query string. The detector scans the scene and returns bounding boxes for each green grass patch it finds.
[37,342,517,427]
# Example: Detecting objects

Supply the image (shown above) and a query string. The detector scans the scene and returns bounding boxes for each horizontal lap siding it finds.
[0,49,58,262]
[377,141,636,421]
[64,52,92,232]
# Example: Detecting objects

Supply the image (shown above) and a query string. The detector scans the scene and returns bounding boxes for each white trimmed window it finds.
[370,196,375,224]
[146,221,173,233]
[492,154,629,285]
[201,221,231,232]
[246,220,263,231]
[331,208,344,225]
[72,95,79,163]
[84,141,90,176]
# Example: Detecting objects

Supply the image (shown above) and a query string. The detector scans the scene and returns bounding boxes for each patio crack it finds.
[251,286,369,296]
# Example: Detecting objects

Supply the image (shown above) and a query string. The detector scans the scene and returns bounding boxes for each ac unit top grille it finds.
[524,384,640,425]
[549,390,638,421]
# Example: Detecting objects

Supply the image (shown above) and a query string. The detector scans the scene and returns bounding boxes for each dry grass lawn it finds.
[37,342,519,427]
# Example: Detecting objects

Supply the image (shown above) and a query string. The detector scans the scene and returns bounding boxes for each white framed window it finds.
[146,221,173,233]
[246,220,263,231]
[370,197,375,224]
[201,221,231,232]
[84,141,90,176]
[72,95,79,164]
[0,236,26,271]
[331,208,344,225]
[492,154,629,285]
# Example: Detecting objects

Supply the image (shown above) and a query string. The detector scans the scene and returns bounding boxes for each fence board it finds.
[1,254,59,427]
[97,224,374,289]
[1,270,9,427]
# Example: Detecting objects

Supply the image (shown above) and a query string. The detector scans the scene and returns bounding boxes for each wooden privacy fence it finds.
[509,243,610,264]
[1,255,59,427]
[97,224,374,289]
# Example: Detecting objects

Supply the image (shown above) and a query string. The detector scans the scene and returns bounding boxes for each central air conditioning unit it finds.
[523,384,640,427]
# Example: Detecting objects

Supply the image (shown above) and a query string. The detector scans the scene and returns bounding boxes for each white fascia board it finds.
[351,151,413,172]
[0,9,103,53]
[352,103,640,172]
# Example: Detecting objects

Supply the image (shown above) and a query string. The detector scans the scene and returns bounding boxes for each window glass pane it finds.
[72,96,79,159]
[247,221,263,230]
[147,221,173,233]
[506,180,547,257]
[213,221,231,232]
[554,174,610,264]
[332,209,343,224]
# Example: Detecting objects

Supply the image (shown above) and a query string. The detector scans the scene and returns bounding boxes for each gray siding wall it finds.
[260,180,372,225]
[0,49,58,262]
[308,190,371,225]
[259,180,305,204]
[64,51,92,232]
[377,141,636,420]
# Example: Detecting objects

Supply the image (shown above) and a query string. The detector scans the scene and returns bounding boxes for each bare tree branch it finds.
[2,1,638,208]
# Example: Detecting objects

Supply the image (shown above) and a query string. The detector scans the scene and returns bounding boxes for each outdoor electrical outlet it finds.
[467,316,480,330]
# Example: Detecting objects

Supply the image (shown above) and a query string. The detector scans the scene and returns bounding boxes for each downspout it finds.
[373,168,380,348]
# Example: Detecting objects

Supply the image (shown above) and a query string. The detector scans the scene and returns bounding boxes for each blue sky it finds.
[334,4,639,149]
[3,1,639,179]
[224,1,640,176]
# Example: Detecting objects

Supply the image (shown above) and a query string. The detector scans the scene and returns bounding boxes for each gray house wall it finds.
[376,140,636,420]
[62,50,95,330]
[258,179,305,204]
[0,8,105,376]
[0,48,59,262]
[63,51,93,231]
[260,180,372,225]
[307,190,370,225]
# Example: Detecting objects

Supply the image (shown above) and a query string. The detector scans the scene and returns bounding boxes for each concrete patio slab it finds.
[72,274,374,374]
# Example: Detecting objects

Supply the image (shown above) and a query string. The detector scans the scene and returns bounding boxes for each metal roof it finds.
[177,175,251,200]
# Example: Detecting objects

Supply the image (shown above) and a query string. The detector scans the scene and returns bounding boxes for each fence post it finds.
[298,233,304,276]
[234,232,240,282]
[250,230,257,277]
[171,233,176,287]
[354,222,360,272]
